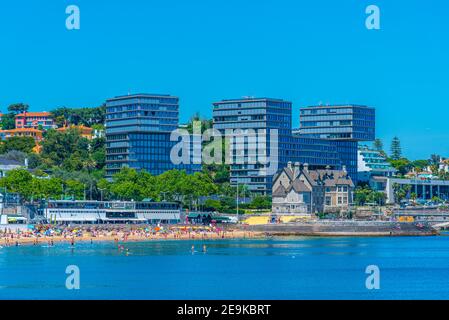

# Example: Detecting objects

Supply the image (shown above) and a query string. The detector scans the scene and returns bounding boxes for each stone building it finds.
[272,162,354,215]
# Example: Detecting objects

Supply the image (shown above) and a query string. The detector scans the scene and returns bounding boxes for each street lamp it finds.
[236,180,239,222]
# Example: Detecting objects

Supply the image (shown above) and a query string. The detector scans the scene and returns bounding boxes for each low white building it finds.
[0,159,24,177]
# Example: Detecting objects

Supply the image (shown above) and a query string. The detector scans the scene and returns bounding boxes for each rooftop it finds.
[301,104,371,109]
[107,93,175,102]
[16,112,52,117]
[0,128,43,133]
[213,97,289,105]
[0,159,23,166]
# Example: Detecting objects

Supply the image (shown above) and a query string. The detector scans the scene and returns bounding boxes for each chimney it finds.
[287,161,292,170]
[342,165,347,173]
[303,163,309,172]
[294,162,301,179]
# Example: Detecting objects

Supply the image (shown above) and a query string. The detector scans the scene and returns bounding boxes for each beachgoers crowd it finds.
[0,224,257,247]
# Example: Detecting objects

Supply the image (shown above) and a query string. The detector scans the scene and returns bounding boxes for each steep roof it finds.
[272,185,288,197]
[290,179,311,193]
[315,169,354,187]
[16,112,52,117]
[272,165,354,194]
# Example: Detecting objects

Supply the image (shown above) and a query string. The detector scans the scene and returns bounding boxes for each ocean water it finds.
[1,235,449,300]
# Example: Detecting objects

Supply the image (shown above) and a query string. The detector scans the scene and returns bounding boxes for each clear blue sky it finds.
[0,0,448,160]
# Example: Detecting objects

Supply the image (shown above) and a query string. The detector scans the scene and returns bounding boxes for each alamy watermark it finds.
[169,121,279,176]
[66,5,80,30]
[65,265,80,290]
[365,265,380,290]
[365,5,380,30]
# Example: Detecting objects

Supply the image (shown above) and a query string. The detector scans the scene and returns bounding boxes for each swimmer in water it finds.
[203,244,207,253]
[191,245,195,253]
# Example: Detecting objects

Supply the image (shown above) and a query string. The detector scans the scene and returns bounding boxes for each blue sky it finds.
[0,0,448,160]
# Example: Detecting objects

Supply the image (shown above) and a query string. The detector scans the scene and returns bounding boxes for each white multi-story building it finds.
[358,145,396,182]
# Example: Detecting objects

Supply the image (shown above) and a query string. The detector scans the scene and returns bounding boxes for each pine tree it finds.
[390,136,402,160]
[373,139,383,152]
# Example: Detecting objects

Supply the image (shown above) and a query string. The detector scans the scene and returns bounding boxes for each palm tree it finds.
[82,158,97,173]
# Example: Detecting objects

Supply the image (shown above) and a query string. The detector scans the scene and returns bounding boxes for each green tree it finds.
[0,169,34,199]
[430,154,441,166]
[203,199,221,211]
[354,187,370,205]
[411,159,429,171]
[390,158,411,176]
[0,136,36,154]
[368,191,386,206]
[38,178,64,200]
[249,196,271,209]
[390,136,402,160]
[50,105,106,127]
[109,168,158,201]
[64,179,85,199]
[7,103,29,114]
[392,183,411,203]
[373,139,383,152]
[40,129,90,168]
[0,113,16,130]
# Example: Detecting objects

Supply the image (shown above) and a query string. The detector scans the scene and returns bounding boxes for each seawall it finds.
[239,221,438,236]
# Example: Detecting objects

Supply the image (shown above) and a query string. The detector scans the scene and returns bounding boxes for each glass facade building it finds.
[213,98,342,195]
[105,94,200,177]
[299,105,375,182]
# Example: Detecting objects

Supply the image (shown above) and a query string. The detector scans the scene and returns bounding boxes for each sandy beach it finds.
[0,225,264,247]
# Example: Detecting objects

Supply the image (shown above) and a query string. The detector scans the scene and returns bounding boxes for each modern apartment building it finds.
[299,104,375,183]
[357,145,396,182]
[15,112,55,130]
[212,98,342,195]
[105,93,200,177]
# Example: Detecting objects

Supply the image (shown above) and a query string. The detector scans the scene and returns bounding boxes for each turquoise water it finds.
[1,235,449,299]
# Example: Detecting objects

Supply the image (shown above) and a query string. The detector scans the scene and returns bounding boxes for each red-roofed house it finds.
[15,111,55,130]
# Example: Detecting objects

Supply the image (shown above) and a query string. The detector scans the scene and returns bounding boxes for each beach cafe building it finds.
[43,200,181,225]
[371,176,449,204]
